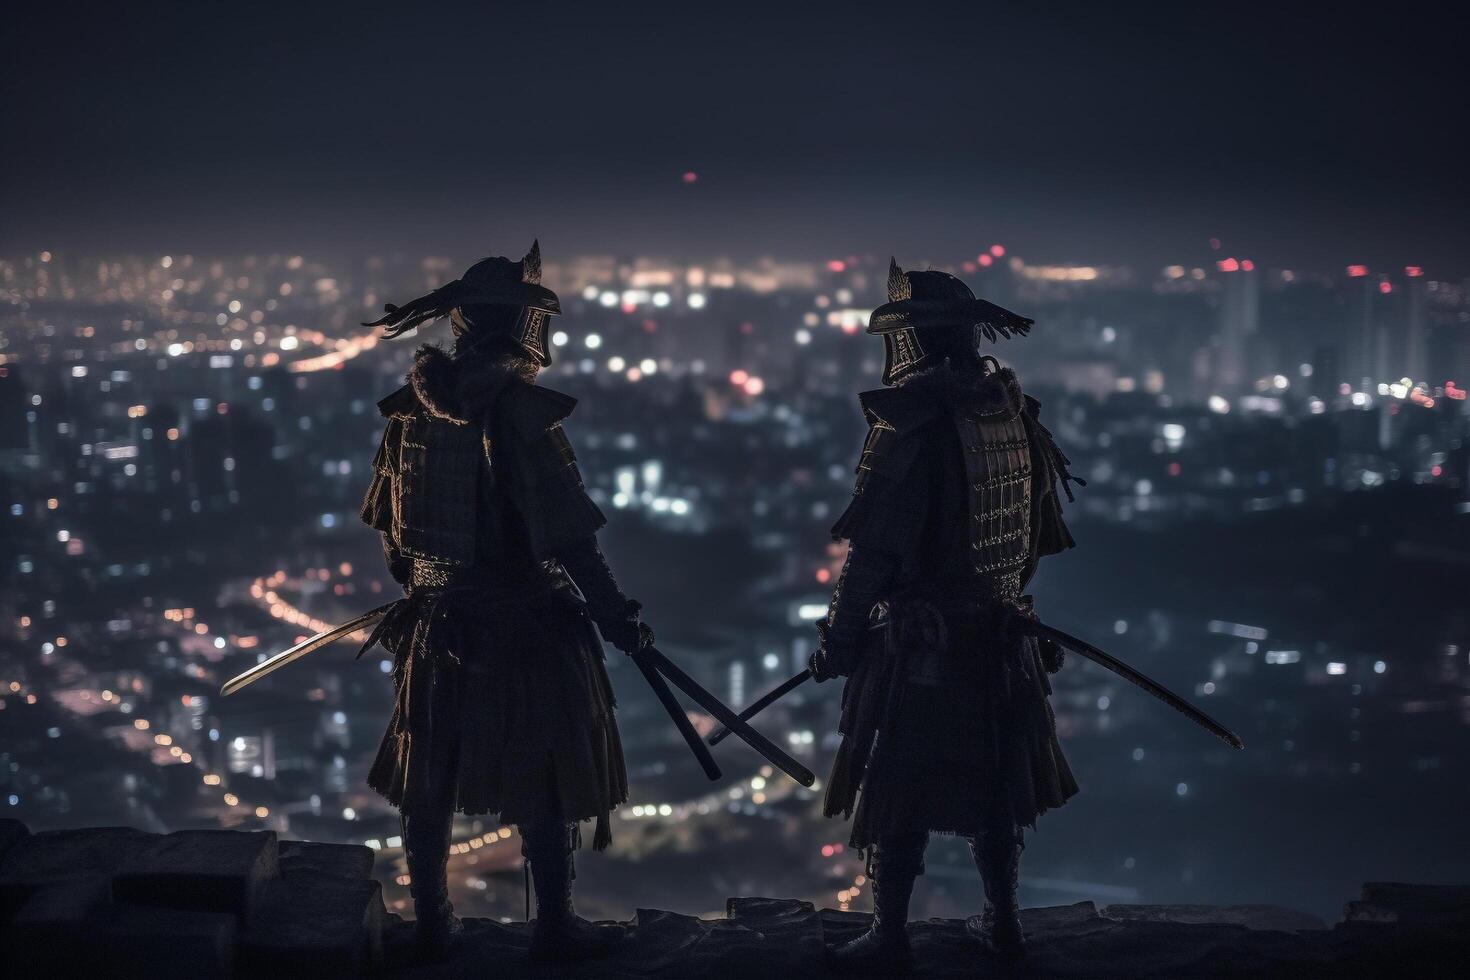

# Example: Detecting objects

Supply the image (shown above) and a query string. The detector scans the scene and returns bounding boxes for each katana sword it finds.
[713,616,1244,751]
[635,646,817,787]
[220,601,395,696]
[223,601,725,781]
[1023,620,1243,750]
[708,669,811,746]
[631,650,723,781]
[221,605,816,784]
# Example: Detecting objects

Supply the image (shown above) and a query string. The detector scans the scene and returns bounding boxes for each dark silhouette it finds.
[809,259,1084,972]
[357,243,651,962]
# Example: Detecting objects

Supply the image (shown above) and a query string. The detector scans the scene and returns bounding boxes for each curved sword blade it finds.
[221,602,395,696]
[1028,620,1244,750]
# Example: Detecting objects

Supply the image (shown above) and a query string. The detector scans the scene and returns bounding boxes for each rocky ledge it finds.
[1,819,1466,978]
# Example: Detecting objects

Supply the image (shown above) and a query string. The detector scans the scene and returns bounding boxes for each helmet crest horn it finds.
[887,257,912,303]
[522,239,542,285]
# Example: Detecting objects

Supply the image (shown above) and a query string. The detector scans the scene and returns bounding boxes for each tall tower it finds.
[1216,257,1259,392]
[1404,266,1428,383]
[1345,265,1374,388]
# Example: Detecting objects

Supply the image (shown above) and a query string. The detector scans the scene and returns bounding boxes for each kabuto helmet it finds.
[867,257,1034,385]
[363,240,562,365]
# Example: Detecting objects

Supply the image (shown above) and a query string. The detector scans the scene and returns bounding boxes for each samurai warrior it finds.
[358,243,648,962]
[811,259,1084,971]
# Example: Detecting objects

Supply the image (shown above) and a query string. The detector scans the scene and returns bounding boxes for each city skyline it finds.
[3,244,1467,926]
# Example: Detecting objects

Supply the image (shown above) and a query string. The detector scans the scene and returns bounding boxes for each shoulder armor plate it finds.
[508,383,578,441]
[377,384,419,419]
[858,386,941,436]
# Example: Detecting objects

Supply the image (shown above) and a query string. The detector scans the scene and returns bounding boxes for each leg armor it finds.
[401,793,461,959]
[520,818,625,962]
[825,831,926,974]
[967,820,1026,958]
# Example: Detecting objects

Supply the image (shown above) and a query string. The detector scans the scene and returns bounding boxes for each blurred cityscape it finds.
[2,243,1468,925]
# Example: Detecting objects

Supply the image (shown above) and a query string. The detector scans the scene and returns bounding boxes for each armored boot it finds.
[401,807,462,960]
[967,826,1025,958]
[521,819,626,963]
[825,832,926,975]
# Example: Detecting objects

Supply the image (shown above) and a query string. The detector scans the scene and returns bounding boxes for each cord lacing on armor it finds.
[1029,414,1086,502]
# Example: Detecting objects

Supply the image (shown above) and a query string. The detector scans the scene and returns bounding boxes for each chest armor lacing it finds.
[956,401,1032,602]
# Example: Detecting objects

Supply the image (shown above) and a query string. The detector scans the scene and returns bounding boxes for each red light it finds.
[815,567,831,584]
[1405,266,1423,278]
[642,320,658,333]
[1167,462,1182,477]
[990,244,1005,257]
[681,171,698,184]
[729,369,749,386]
[1209,238,1221,250]
[1241,259,1255,272]
[821,845,835,858]
[961,261,976,273]
[978,254,993,267]
[1346,265,1368,278]
[1431,465,1443,478]
[826,259,846,273]
[1378,281,1392,295]
[1217,257,1240,273]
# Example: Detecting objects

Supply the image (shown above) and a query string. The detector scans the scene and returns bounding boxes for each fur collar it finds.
[899,360,1022,415]
[406,344,525,424]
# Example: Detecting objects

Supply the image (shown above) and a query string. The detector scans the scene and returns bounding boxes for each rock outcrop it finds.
[1,819,1465,978]
[0,819,381,978]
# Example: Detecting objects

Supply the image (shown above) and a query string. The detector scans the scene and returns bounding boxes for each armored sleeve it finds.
[828,387,938,565]
[556,534,649,653]
[501,384,608,562]
[359,419,399,538]
[818,544,899,676]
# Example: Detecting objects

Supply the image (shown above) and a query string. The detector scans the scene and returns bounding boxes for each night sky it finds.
[4,1,1464,272]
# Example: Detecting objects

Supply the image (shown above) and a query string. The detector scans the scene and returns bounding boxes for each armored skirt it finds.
[824,604,1078,848]
[366,583,628,848]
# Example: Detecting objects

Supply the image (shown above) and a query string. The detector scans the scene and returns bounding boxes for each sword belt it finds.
[406,559,560,602]
[878,592,1027,634]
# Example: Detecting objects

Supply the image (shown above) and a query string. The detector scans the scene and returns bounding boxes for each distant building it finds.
[1345,268,1378,387]
[1404,268,1428,383]
[1216,260,1259,392]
